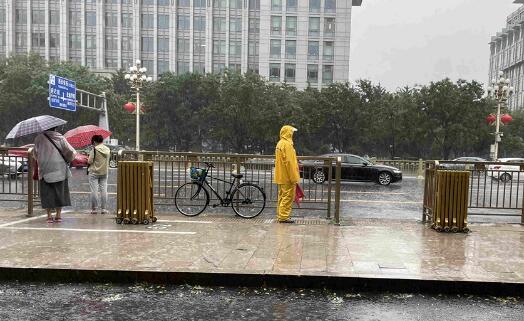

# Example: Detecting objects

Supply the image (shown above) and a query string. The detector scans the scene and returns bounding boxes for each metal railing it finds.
[0,147,38,216]
[375,159,424,178]
[119,150,342,223]
[423,160,524,224]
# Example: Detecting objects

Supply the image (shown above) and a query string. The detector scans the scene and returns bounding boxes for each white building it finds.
[0,0,362,89]
[489,0,524,110]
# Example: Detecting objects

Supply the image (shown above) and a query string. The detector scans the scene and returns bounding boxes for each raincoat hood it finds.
[279,125,297,143]
[94,144,110,158]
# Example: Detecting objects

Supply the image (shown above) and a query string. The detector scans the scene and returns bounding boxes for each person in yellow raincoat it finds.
[275,125,300,223]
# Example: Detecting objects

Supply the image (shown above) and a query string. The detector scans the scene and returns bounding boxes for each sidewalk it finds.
[0,209,522,293]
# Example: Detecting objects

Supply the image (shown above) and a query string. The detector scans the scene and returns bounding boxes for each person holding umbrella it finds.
[87,135,110,214]
[6,115,75,223]
[33,127,76,223]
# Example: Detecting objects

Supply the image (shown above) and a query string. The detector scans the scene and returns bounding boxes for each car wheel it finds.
[312,169,326,184]
[499,172,512,183]
[377,172,392,186]
[109,159,118,168]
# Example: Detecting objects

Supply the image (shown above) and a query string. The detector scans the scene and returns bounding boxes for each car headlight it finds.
[393,170,401,174]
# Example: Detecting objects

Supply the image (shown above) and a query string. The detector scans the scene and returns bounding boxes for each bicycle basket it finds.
[190,167,205,180]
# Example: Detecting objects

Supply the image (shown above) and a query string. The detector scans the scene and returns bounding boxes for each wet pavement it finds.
[0,209,522,286]
[0,282,522,321]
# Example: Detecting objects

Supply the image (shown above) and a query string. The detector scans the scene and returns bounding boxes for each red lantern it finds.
[123,102,136,113]
[501,114,513,125]
[486,114,496,125]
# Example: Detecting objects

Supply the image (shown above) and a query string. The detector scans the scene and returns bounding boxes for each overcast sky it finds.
[350,0,519,90]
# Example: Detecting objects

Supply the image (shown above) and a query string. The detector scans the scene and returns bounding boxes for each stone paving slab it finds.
[0,209,522,290]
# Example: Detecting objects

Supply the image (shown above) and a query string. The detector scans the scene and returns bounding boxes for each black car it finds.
[301,153,402,186]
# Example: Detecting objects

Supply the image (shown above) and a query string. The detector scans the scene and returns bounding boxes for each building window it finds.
[50,33,60,48]
[50,10,60,25]
[248,63,259,74]
[141,0,155,5]
[322,65,333,83]
[325,0,336,13]
[69,11,82,26]
[141,14,154,29]
[195,0,207,8]
[158,60,170,75]
[122,36,133,51]
[307,64,318,83]
[141,36,154,52]
[287,0,297,12]
[249,0,260,10]
[193,62,205,74]
[269,63,280,81]
[105,35,118,50]
[271,16,282,36]
[158,0,170,5]
[69,34,81,49]
[15,32,26,47]
[230,18,242,32]
[86,57,96,68]
[177,0,190,7]
[15,9,26,24]
[86,11,96,27]
[248,41,259,56]
[177,38,190,55]
[105,58,118,68]
[177,61,189,74]
[271,0,282,11]
[31,33,45,47]
[285,40,296,59]
[230,63,241,72]
[285,64,296,82]
[213,40,226,55]
[105,12,118,27]
[308,41,319,60]
[32,10,45,25]
[323,41,334,62]
[214,17,226,32]
[309,0,321,13]
[214,0,227,8]
[194,16,206,31]
[230,41,241,57]
[249,18,260,33]
[177,15,190,30]
[213,63,225,74]
[0,10,4,24]
[324,18,335,36]
[230,0,242,9]
[86,35,96,49]
[158,15,169,29]
[142,60,154,74]
[286,16,297,36]
[122,13,133,28]
[158,37,169,52]
[194,39,206,54]
[270,39,281,58]
[309,17,320,37]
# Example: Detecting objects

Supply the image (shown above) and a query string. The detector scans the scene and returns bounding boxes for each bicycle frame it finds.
[198,171,240,206]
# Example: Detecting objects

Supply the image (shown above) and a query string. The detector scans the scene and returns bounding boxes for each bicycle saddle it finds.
[231,173,243,179]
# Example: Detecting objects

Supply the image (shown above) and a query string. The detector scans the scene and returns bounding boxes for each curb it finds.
[0,267,522,296]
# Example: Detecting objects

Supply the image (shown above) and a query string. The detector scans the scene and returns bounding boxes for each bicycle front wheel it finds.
[231,183,266,218]
[175,182,209,216]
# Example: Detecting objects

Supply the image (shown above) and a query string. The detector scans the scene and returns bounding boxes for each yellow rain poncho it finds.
[274,125,299,222]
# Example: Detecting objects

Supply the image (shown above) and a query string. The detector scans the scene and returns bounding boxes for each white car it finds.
[487,158,524,182]
[0,157,24,179]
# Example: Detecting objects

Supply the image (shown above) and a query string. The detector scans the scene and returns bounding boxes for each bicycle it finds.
[174,162,266,218]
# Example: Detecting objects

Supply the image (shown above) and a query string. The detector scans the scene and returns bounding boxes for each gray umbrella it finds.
[6,115,67,139]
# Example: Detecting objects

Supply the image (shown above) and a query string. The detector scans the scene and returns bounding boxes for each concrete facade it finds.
[489,1,524,110]
[0,0,362,90]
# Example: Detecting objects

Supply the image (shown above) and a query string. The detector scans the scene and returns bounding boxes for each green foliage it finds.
[1,54,522,159]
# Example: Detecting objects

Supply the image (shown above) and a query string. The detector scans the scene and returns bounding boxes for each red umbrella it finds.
[64,125,112,148]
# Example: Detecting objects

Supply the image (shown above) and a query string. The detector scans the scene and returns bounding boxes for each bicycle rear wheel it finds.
[231,183,266,218]
[175,182,209,216]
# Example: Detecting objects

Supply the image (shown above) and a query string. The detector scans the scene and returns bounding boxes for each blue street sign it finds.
[48,74,77,112]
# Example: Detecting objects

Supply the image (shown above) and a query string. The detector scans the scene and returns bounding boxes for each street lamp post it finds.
[487,71,514,160]
[124,60,152,151]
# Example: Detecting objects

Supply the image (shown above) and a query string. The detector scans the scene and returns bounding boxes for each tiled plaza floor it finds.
[0,209,522,285]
